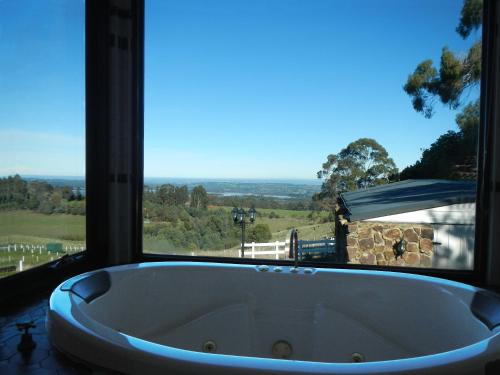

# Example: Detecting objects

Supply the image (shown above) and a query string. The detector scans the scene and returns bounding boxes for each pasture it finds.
[0,207,334,276]
[0,210,86,277]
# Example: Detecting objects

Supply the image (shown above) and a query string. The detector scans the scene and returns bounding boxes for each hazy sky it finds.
[0,0,480,179]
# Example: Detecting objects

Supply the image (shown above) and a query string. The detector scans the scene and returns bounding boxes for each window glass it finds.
[144,0,481,270]
[0,1,85,278]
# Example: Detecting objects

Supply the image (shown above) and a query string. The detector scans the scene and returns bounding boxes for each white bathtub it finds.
[47,262,500,374]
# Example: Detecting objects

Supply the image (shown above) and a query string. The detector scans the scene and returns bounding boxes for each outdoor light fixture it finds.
[249,206,256,223]
[231,206,257,258]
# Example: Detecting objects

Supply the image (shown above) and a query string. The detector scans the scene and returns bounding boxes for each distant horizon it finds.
[3,174,323,185]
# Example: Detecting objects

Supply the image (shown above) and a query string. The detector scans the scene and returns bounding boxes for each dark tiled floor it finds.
[1,294,91,375]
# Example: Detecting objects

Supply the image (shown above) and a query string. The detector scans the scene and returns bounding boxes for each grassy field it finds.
[209,206,322,218]
[0,210,86,278]
[144,206,335,256]
[0,210,85,243]
[209,206,334,241]
[0,207,334,276]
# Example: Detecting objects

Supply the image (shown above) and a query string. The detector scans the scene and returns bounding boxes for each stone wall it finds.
[345,221,434,267]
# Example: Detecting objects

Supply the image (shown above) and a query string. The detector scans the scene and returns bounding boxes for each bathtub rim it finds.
[48,262,500,374]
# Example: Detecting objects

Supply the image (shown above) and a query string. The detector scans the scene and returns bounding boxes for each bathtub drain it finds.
[202,340,217,353]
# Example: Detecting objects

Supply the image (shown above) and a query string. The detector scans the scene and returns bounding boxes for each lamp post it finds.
[232,206,256,258]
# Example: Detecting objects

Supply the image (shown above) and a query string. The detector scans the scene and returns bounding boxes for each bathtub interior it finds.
[72,264,492,363]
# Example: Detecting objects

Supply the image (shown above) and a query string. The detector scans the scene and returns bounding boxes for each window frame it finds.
[0,1,91,303]
[138,0,497,289]
[1,0,497,304]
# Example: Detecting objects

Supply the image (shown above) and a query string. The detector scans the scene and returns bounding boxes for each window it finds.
[143,0,482,272]
[0,1,85,278]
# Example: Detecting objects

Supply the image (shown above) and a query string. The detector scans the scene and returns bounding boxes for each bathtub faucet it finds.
[290,229,299,269]
[294,241,299,269]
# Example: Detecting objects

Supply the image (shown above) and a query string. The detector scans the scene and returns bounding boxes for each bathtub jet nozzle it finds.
[202,340,217,353]
[272,340,293,359]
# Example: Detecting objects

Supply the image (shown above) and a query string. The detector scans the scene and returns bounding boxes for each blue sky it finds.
[0,0,480,179]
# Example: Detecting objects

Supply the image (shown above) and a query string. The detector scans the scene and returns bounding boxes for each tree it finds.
[156,184,176,206]
[403,0,482,118]
[75,187,84,201]
[400,131,474,180]
[190,185,208,209]
[247,224,272,243]
[60,186,73,200]
[0,175,28,208]
[456,98,480,132]
[173,185,189,206]
[155,184,189,206]
[401,0,482,180]
[316,138,398,200]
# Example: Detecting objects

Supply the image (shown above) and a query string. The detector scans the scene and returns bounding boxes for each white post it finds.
[19,260,23,271]
[7,244,10,252]
[14,243,17,252]
[251,242,255,259]
[275,241,279,260]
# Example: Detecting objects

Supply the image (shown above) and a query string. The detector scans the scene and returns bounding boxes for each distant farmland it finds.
[0,210,86,277]
[0,210,85,244]
[0,208,334,276]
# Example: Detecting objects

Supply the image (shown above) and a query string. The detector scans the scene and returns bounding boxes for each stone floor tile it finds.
[8,314,32,325]
[28,308,46,322]
[2,293,91,375]
[0,336,21,361]
[0,316,15,330]
[27,318,47,336]
[1,363,57,375]
[8,349,50,366]
[56,366,88,375]
[31,335,51,351]
[0,344,18,362]
[40,350,77,371]
[1,325,20,343]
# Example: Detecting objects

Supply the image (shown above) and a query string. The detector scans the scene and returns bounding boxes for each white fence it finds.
[239,238,336,260]
[0,243,86,273]
[240,241,289,259]
[0,243,85,253]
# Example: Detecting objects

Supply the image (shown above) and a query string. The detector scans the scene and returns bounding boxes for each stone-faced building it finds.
[335,179,476,269]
